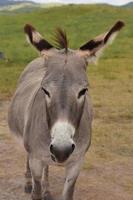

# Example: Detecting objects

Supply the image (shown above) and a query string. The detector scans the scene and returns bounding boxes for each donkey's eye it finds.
[78,88,88,99]
[42,88,50,98]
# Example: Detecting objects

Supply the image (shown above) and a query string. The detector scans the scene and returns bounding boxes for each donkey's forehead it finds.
[42,52,88,86]
[45,52,87,75]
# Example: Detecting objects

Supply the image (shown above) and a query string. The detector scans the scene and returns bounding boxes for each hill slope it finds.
[0,0,34,6]
[0,0,17,6]
[0,0,37,12]
[0,1,64,12]
[123,2,133,7]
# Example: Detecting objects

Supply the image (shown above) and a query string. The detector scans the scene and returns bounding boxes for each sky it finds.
[21,0,132,6]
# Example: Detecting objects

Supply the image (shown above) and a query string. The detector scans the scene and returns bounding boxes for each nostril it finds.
[71,143,75,152]
[50,144,54,154]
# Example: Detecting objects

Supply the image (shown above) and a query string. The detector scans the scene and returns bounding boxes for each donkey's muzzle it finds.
[50,143,75,163]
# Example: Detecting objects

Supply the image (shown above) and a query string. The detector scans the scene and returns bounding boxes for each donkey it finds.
[8,21,124,200]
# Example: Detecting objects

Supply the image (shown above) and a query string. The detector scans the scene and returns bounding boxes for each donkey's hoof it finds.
[32,192,42,200]
[32,196,42,200]
[43,191,54,200]
[24,184,32,194]
[32,198,42,200]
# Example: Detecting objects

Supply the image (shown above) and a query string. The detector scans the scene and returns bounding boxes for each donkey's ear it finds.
[79,21,125,64]
[24,24,53,52]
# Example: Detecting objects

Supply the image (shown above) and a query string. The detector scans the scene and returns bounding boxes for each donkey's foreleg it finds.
[29,158,43,200]
[62,159,83,200]
[25,155,32,193]
[42,165,53,200]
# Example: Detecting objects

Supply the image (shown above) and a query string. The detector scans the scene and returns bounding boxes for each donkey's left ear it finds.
[79,21,125,64]
[24,24,53,53]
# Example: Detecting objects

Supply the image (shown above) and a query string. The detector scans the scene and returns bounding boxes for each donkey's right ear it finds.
[78,21,125,64]
[24,24,53,52]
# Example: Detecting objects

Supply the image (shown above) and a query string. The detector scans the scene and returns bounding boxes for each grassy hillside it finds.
[0,5,132,98]
[0,3,36,12]
[123,2,133,7]
[0,2,63,13]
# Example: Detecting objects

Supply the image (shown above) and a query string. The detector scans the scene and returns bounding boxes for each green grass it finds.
[0,5,133,194]
[0,4,133,168]
[0,4,132,98]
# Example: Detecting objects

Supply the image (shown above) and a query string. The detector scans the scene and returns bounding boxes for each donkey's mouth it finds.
[51,154,68,163]
[51,154,56,162]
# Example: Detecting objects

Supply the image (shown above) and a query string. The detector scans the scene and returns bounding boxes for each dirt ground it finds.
[0,101,133,200]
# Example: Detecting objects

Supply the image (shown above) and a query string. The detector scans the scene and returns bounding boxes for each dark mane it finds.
[53,28,69,53]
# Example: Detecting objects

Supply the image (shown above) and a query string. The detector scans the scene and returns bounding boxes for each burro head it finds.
[24,21,124,163]
[40,53,89,163]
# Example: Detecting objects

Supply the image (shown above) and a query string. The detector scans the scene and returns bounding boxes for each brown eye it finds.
[78,88,88,99]
[42,88,50,98]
